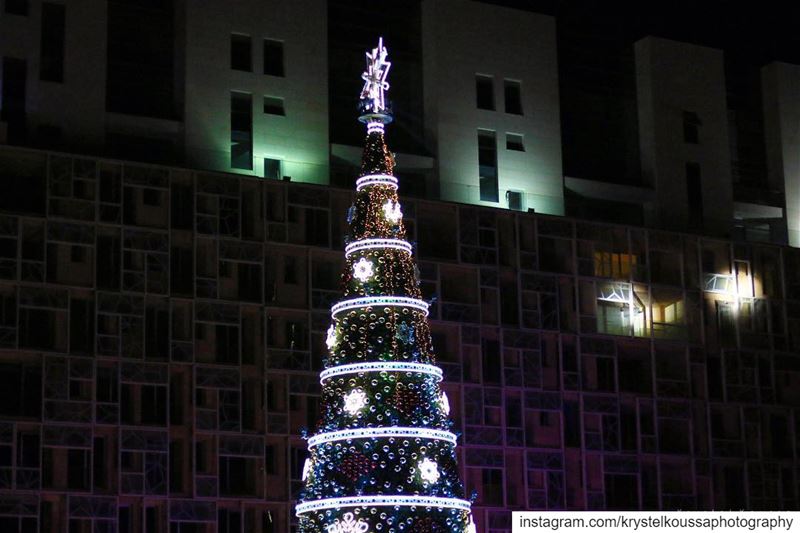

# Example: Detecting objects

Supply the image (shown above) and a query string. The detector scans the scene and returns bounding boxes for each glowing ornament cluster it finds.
[343,389,367,415]
[382,200,403,223]
[326,513,369,533]
[326,324,337,350]
[440,392,451,416]
[418,458,440,483]
[352,258,374,282]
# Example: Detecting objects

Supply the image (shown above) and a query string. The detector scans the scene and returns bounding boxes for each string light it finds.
[296,495,473,515]
[319,362,443,383]
[344,238,412,258]
[302,458,313,481]
[466,516,477,533]
[331,296,429,318]
[307,427,458,448]
[355,174,398,191]
[366,122,385,134]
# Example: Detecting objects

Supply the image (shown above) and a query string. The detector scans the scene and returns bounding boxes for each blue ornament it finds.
[396,323,415,344]
[346,204,357,224]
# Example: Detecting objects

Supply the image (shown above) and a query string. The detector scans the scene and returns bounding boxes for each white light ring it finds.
[356,174,398,191]
[331,296,428,318]
[319,362,443,383]
[367,122,385,134]
[296,495,472,516]
[307,427,457,448]
[345,238,412,258]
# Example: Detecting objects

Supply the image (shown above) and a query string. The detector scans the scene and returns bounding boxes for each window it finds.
[40,3,65,82]
[506,133,524,151]
[230,92,253,170]
[263,96,285,116]
[475,75,494,110]
[686,162,703,230]
[506,190,524,211]
[70,245,85,263]
[3,0,27,15]
[264,157,281,180]
[478,130,498,202]
[230,34,252,71]
[263,39,285,77]
[683,111,700,144]
[142,188,161,206]
[504,79,522,114]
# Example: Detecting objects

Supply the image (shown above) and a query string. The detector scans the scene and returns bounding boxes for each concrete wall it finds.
[762,62,800,247]
[421,0,563,215]
[0,0,107,150]
[635,37,734,236]
[183,0,329,183]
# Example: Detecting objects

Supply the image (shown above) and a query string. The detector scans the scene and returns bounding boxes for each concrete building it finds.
[421,0,564,214]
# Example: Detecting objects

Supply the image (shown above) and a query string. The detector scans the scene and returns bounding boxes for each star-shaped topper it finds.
[360,37,391,114]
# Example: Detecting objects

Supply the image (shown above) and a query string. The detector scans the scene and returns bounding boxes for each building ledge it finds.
[564,175,655,205]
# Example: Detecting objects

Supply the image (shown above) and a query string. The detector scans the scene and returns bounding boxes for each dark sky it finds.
[484,1,800,65]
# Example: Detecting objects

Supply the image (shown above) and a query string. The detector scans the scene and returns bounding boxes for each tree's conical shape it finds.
[296,39,475,533]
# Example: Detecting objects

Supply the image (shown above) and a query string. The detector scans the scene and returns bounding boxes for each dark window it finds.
[506,190,523,211]
[264,157,281,180]
[475,75,494,110]
[231,92,253,170]
[284,256,297,284]
[106,1,176,119]
[1,57,27,142]
[70,245,85,263]
[481,338,501,384]
[506,133,524,151]
[4,0,27,15]
[143,188,161,206]
[220,456,255,496]
[481,469,503,505]
[230,34,252,71]
[478,130,498,202]
[141,385,167,426]
[504,80,522,114]
[40,3,65,82]
[686,162,703,230]
[263,96,285,116]
[683,111,700,144]
[263,39,284,77]
[67,449,90,490]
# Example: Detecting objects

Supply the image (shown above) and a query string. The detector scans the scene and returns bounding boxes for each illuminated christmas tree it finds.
[296,39,476,533]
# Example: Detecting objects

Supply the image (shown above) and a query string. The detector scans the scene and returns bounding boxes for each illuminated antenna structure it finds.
[296,38,475,533]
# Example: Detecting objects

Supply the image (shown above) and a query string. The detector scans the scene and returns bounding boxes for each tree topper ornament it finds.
[352,257,374,282]
[360,37,391,114]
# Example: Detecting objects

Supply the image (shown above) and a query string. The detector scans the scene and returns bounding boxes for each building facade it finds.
[1,1,800,532]
[0,144,798,532]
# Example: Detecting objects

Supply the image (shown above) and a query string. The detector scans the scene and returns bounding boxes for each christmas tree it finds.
[296,39,476,533]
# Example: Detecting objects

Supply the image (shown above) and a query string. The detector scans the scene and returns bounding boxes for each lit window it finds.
[475,75,494,110]
[263,96,285,116]
[263,39,285,77]
[230,34,252,72]
[504,80,522,114]
[506,133,524,151]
